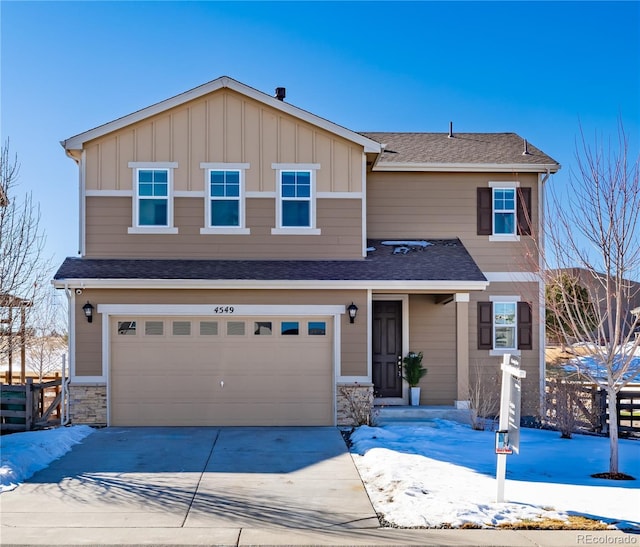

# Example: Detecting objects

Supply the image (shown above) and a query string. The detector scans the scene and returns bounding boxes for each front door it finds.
[372,300,403,398]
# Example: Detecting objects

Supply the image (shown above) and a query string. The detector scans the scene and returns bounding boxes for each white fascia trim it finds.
[70,376,106,383]
[86,189,133,197]
[373,162,560,173]
[361,153,367,257]
[98,304,346,316]
[454,293,470,302]
[79,151,86,256]
[62,77,382,153]
[317,192,363,199]
[128,161,178,169]
[337,376,371,383]
[246,191,276,198]
[54,279,490,291]
[484,272,541,283]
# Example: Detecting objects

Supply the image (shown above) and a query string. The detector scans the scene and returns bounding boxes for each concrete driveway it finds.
[0,427,378,534]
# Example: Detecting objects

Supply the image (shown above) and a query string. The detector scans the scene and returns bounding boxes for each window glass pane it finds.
[200,321,218,335]
[282,183,296,198]
[281,321,299,335]
[282,201,310,227]
[296,172,311,197]
[495,327,516,349]
[145,321,164,335]
[117,321,137,335]
[172,321,191,336]
[282,171,296,185]
[139,170,153,183]
[494,212,515,235]
[227,321,245,335]
[226,182,240,197]
[153,170,168,183]
[210,171,225,184]
[139,183,153,196]
[254,321,272,335]
[154,183,168,197]
[308,321,326,335]
[225,171,239,184]
[211,200,239,226]
[139,199,168,226]
[494,303,516,325]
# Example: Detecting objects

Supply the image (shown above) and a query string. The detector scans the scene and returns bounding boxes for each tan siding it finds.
[73,289,368,379]
[367,171,539,272]
[82,88,365,219]
[408,295,457,405]
[85,196,363,259]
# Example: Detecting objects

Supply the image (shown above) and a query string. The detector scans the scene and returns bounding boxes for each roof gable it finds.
[62,76,382,153]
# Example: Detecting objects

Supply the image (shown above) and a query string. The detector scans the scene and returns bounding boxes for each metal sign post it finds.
[496,354,526,503]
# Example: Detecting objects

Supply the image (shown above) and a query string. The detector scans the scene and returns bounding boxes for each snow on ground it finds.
[562,343,640,382]
[0,425,93,492]
[350,420,640,529]
[1,421,638,530]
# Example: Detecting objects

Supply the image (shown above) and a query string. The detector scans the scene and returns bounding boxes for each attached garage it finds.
[104,305,340,426]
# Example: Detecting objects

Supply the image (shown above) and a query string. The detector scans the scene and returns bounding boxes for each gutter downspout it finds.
[538,168,551,417]
[61,283,74,425]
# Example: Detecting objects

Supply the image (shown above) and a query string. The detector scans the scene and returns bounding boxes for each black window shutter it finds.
[517,187,532,236]
[478,302,493,349]
[517,301,533,350]
[477,188,492,235]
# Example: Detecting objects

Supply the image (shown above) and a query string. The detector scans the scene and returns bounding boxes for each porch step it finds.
[374,405,471,426]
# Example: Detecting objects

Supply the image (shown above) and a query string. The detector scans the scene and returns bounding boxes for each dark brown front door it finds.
[372,300,403,398]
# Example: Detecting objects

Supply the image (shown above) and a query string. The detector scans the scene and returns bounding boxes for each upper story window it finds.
[477,182,532,241]
[128,162,178,234]
[271,163,321,235]
[493,188,516,235]
[200,163,250,235]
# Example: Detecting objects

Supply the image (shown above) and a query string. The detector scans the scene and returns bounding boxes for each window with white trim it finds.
[493,188,516,236]
[200,163,250,234]
[493,301,517,350]
[272,164,320,235]
[128,162,178,234]
[477,298,533,354]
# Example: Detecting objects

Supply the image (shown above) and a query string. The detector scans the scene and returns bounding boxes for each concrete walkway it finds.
[1,427,636,545]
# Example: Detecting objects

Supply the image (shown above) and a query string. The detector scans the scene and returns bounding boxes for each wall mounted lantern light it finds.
[82,301,95,323]
[347,302,358,324]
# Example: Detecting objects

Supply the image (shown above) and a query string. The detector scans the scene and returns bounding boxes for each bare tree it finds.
[1,140,51,380]
[540,122,640,476]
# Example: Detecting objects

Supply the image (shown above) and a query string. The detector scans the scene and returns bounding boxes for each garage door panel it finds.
[110,315,334,426]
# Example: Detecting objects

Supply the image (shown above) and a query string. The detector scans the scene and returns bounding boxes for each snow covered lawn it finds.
[349,420,640,529]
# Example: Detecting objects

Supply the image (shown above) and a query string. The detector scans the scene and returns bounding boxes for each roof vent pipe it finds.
[275,87,286,101]
[522,138,530,155]
[448,121,454,138]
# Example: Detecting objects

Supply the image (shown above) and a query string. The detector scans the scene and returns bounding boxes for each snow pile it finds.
[350,420,640,529]
[563,343,640,383]
[0,426,94,492]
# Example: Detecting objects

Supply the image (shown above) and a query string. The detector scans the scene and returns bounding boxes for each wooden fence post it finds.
[25,378,33,431]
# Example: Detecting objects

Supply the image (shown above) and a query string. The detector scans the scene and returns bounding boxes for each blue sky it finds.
[1,1,639,269]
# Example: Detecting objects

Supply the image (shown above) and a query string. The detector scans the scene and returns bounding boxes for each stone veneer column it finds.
[336,382,374,426]
[69,384,107,426]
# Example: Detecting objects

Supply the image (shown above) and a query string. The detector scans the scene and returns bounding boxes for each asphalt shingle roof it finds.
[54,239,486,283]
[361,132,559,167]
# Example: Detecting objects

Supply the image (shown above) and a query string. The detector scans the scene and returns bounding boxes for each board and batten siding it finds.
[72,289,368,379]
[366,171,539,273]
[84,196,363,259]
[83,89,364,195]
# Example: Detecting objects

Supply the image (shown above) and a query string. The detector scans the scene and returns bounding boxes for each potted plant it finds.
[403,351,427,406]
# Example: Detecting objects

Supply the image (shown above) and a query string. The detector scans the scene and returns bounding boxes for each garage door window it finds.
[118,321,137,335]
[281,321,299,335]
[308,321,326,335]
[172,321,191,336]
[199,321,218,336]
[254,322,272,335]
[227,321,245,336]
[145,321,164,336]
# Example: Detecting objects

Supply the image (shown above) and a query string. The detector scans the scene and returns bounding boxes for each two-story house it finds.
[53,76,560,426]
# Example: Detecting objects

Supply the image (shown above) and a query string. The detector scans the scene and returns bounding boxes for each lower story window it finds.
[478,300,532,351]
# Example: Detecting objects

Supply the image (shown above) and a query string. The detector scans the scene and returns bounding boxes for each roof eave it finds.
[61,76,381,153]
[372,162,561,173]
[53,278,488,291]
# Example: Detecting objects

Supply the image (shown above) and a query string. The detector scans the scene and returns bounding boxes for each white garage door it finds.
[110,316,334,426]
